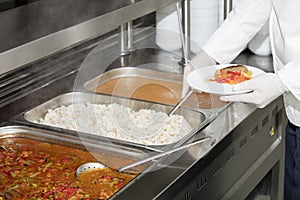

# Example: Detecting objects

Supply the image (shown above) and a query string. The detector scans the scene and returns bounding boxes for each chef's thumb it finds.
[219,94,243,102]
[220,93,254,103]
[232,81,253,92]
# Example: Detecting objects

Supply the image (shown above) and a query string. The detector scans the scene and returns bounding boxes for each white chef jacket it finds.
[202,0,300,126]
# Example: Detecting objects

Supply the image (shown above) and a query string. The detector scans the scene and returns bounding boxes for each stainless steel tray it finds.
[0,124,151,199]
[84,67,182,90]
[0,125,148,171]
[84,67,229,111]
[14,92,216,151]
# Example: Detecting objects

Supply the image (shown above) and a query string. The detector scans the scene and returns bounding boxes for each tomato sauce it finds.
[94,77,228,109]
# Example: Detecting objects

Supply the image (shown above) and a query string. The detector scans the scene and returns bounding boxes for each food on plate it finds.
[211,65,253,84]
[36,103,193,145]
[0,138,136,199]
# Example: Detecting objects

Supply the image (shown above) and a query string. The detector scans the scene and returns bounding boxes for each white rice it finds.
[37,103,193,145]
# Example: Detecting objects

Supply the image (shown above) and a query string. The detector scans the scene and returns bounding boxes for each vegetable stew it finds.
[0,138,136,199]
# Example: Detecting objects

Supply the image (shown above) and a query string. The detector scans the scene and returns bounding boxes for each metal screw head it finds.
[270,127,275,136]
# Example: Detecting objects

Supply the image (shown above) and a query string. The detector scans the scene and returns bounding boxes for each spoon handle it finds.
[168,90,193,116]
[117,136,213,172]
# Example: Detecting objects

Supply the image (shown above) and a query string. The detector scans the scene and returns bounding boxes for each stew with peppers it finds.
[211,65,253,85]
[0,138,136,199]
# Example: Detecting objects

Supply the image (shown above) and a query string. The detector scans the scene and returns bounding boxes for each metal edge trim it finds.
[0,0,179,75]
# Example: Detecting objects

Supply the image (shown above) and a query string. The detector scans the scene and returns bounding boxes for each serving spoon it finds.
[76,136,213,177]
[168,89,193,116]
[167,2,198,116]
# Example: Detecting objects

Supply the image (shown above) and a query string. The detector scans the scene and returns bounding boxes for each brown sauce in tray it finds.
[0,138,137,199]
[94,77,228,109]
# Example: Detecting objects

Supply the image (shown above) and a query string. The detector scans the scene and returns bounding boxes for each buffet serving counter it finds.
[1,34,286,199]
[0,0,285,199]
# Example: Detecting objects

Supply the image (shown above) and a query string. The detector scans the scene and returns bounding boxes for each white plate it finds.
[187,64,266,95]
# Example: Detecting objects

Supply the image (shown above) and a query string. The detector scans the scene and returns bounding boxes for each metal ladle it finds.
[167,2,200,116]
[76,136,213,177]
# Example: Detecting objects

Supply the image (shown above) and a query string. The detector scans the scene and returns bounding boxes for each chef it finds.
[182,0,300,199]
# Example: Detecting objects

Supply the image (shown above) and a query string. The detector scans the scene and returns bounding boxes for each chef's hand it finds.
[219,73,288,108]
[182,51,216,98]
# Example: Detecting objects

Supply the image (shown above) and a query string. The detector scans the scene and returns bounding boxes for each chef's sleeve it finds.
[202,0,271,64]
[278,59,300,101]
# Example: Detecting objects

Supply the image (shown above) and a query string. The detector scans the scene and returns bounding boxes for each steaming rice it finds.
[37,103,193,145]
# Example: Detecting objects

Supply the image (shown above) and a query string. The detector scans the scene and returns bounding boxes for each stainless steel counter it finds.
[0,12,285,198]
[0,34,285,200]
